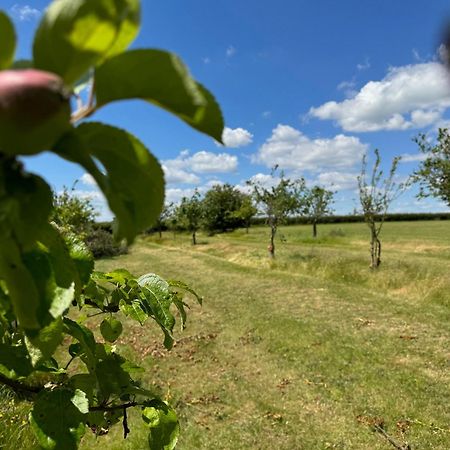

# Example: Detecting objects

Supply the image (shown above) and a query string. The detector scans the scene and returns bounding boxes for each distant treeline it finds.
[251,212,450,225]
[96,211,450,233]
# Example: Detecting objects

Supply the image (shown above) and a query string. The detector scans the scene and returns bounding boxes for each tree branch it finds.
[0,373,42,397]
[89,401,139,412]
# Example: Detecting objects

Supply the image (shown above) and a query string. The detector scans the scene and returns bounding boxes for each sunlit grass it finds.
[2,221,449,449]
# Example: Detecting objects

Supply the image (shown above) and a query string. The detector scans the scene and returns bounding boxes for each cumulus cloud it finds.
[80,173,97,187]
[254,124,367,172]
[313,171,359,191]
[162,150,238,186]
[218,127,253,148]
[309,62,450,132]
[189,151,238,173]
[10,4,41,21]
[162,164,200,184]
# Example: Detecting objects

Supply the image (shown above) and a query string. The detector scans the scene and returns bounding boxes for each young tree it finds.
[52,184,97,237]
[202,183,245,233]
[304,186,334,238]
[176,191,203,245]
[153,202,174,238]
[232,194,258,233]
[413,128,450,207]
[0,1,223,448]
[248,168,304,258]
[358,149,404,269]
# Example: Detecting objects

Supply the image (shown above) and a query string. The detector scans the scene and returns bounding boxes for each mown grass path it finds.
[81,221,450,449]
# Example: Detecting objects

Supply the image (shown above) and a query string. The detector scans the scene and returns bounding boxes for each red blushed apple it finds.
[0,69,71,155]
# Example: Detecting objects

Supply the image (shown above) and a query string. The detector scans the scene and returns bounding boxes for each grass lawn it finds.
[2,221,450,449]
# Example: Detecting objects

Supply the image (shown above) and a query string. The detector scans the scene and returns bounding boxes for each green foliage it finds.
[143,400,180,450]
[33,0,141,85]
[54,122,165,243]
[0,0,223,447]
[248,168,305,257]
[84,227,126,259]
[358,149,405,268]
[52,186,97,236]
[175,191,204,245]
[95,50,224,141]
[202,183,253,233]
[0,12,15,70]
[413,128,450,207]
[303,186,334,237]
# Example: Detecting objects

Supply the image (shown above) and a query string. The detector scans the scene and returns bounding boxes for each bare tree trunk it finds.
[268,225,276,258]
[192,231,196,245]
[158,227,162,239]
[313,220,317,238]
[370,226,381,268]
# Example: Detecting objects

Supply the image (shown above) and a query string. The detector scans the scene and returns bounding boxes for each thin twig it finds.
[123,406,130,439]
[374,425,411,450]
[89,401,139,412]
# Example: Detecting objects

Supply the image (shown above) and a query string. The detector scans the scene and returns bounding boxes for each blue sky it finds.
[4,0,450,219]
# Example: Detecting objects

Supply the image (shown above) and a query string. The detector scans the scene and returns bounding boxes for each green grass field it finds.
[2,221,450,449]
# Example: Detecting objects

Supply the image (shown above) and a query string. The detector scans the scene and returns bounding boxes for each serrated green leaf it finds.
[94,268,134,284]
[119,299,148,325]
[168,280,203,305]
[30,388,87,450]
[138,273,175,331]
[53,122,165,243]
[0,343,33,378]
[33,0,141,85]
[95,49,224,142]
[142,400,180,450]
[0,11,16,69]
[100,317,122,342]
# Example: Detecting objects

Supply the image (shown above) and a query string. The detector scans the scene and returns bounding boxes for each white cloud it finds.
[218,127,253,148]
[254,124,368,172]
[226,45,236,57]
[162,150,238,185]
[314,171,359,191]
[162,160,200,184]
[310,62,450,132]
[80,173,97,187]
[10,4,40,21]
[202,57,211,64]
[189,151,238,173]
[262,111,271,118]
[165,188,199,204]
[337,79,358,98]
[399,152,427,163]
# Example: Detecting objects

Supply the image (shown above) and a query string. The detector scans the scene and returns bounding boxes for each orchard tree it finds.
[153,202,175,238]
[0,1,223,449]
[413,128,450,207]
[232,194,257,233]
[52,184,98,237]
[176,191,203,245]
[248,168,304,258]
[202,183,247,233]
[358,149,405,269]
[304,186,334,238]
